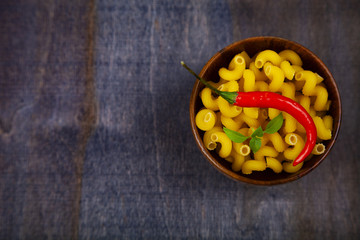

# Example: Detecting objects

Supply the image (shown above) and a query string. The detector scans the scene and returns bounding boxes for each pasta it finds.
[195,109,217,131]
[241,160,267,174]
[264,62,285,92]
[210,132,232,158]
[255,50,283,68]
[266,157,283,173]
[195,49,333,175]
[312,143,326,155]
[219,54,246,81]
[278,49,303,66]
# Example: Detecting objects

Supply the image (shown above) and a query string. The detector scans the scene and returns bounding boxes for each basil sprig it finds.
[223,113,283,153]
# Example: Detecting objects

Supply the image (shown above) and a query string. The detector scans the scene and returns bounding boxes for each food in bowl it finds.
[183,48,333,175]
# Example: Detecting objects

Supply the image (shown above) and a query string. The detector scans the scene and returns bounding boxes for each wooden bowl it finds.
[189,36,342,185]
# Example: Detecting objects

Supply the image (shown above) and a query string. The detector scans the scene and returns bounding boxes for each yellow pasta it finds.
[295,70,317,96]
[243,69,256,91]
[264,62,285,92]
[219,54,246,81]
[210,132,232,158]
[233,112,260,128]
[239,51,251,68]
[279,82,296,100]
[254,80,269,91]
[313,116,332,140]
[283,113,297,133]
[230,150,247,172]
[283,161,304,173]
[254,146,279,161]
[312,86,329,111]
[243,107,259,119]
[249,62,268,81]
[203,127,222,150]
[217,97,242,118]
[200,87,219,111]
[220,114,242,131]
[255,50,282,68]
[266,157,283,173]
[323,115,333,131]
[241,160,267,174]
[263,132,286,152]
[280,60,295,80]
[312,143,326,155]
[284,133,298,146]
[278,49,303,66]
[195,109,217,131]
[283,133,305,160]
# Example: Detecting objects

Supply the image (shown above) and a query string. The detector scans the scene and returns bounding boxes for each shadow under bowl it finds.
[189,36,342,185]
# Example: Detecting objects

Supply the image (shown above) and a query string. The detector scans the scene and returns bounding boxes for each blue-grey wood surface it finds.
[0,0,359,239]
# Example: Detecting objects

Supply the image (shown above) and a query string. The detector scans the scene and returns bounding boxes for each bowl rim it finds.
[189,36,342,185]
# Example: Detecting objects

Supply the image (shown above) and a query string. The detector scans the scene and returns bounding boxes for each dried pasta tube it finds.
[217,97,242,118]
[200,87,219,111]
[312,143,326,155]
[265,132,286,152]
[264,62,285,92]
[254,146,279,162]
[283,161,304,173]
[280,60,295,80]
[284,133,298,146]
[284,133,305,160]
[210,132,232,158]
[266,157,283,173]
[249,62,267,81]
[255,50,282,68]
[219,55,246,81]
[295,70,317,96]
[323,115,333,131]
[279,50,303,66]
[203,127,222,151]
[195,109,217,131]
[230,150,246,172]
[241,160,267,174]
[313,116,332,140]
[220,115,242,132]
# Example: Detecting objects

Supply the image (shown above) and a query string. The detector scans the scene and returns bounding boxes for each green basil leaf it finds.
[251,126,264,138]
[264,113,284,134]
[223,127,249,143]
[249,137,262,153]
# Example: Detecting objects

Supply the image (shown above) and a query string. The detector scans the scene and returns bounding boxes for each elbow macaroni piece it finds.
[255,50,283,68]
[266,157,283,173]
[254,146,279,161]
[313,116,332,140]
[249,62,268,81]
[219,54,246,81]
[283,161,304,173]
[280,60,296,80]
[279,49,303,66]
[217,97,242,118]
[210,132,232,158]
[241,160,267,174]
[312,143,326,155]
[195,109,217,131]
[200,87,219,111]
[284,133,305,160]
[264,62,285,92]
[203,127,223,150]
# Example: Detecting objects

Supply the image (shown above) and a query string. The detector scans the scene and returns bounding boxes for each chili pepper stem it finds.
[181,61,237,104]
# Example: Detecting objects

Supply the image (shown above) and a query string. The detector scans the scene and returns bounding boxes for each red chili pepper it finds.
[182,61,317,166]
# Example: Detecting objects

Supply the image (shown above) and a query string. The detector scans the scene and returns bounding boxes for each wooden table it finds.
[1,0,359,239]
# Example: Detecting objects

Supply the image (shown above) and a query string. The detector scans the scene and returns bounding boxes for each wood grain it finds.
[0,0,359,239]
